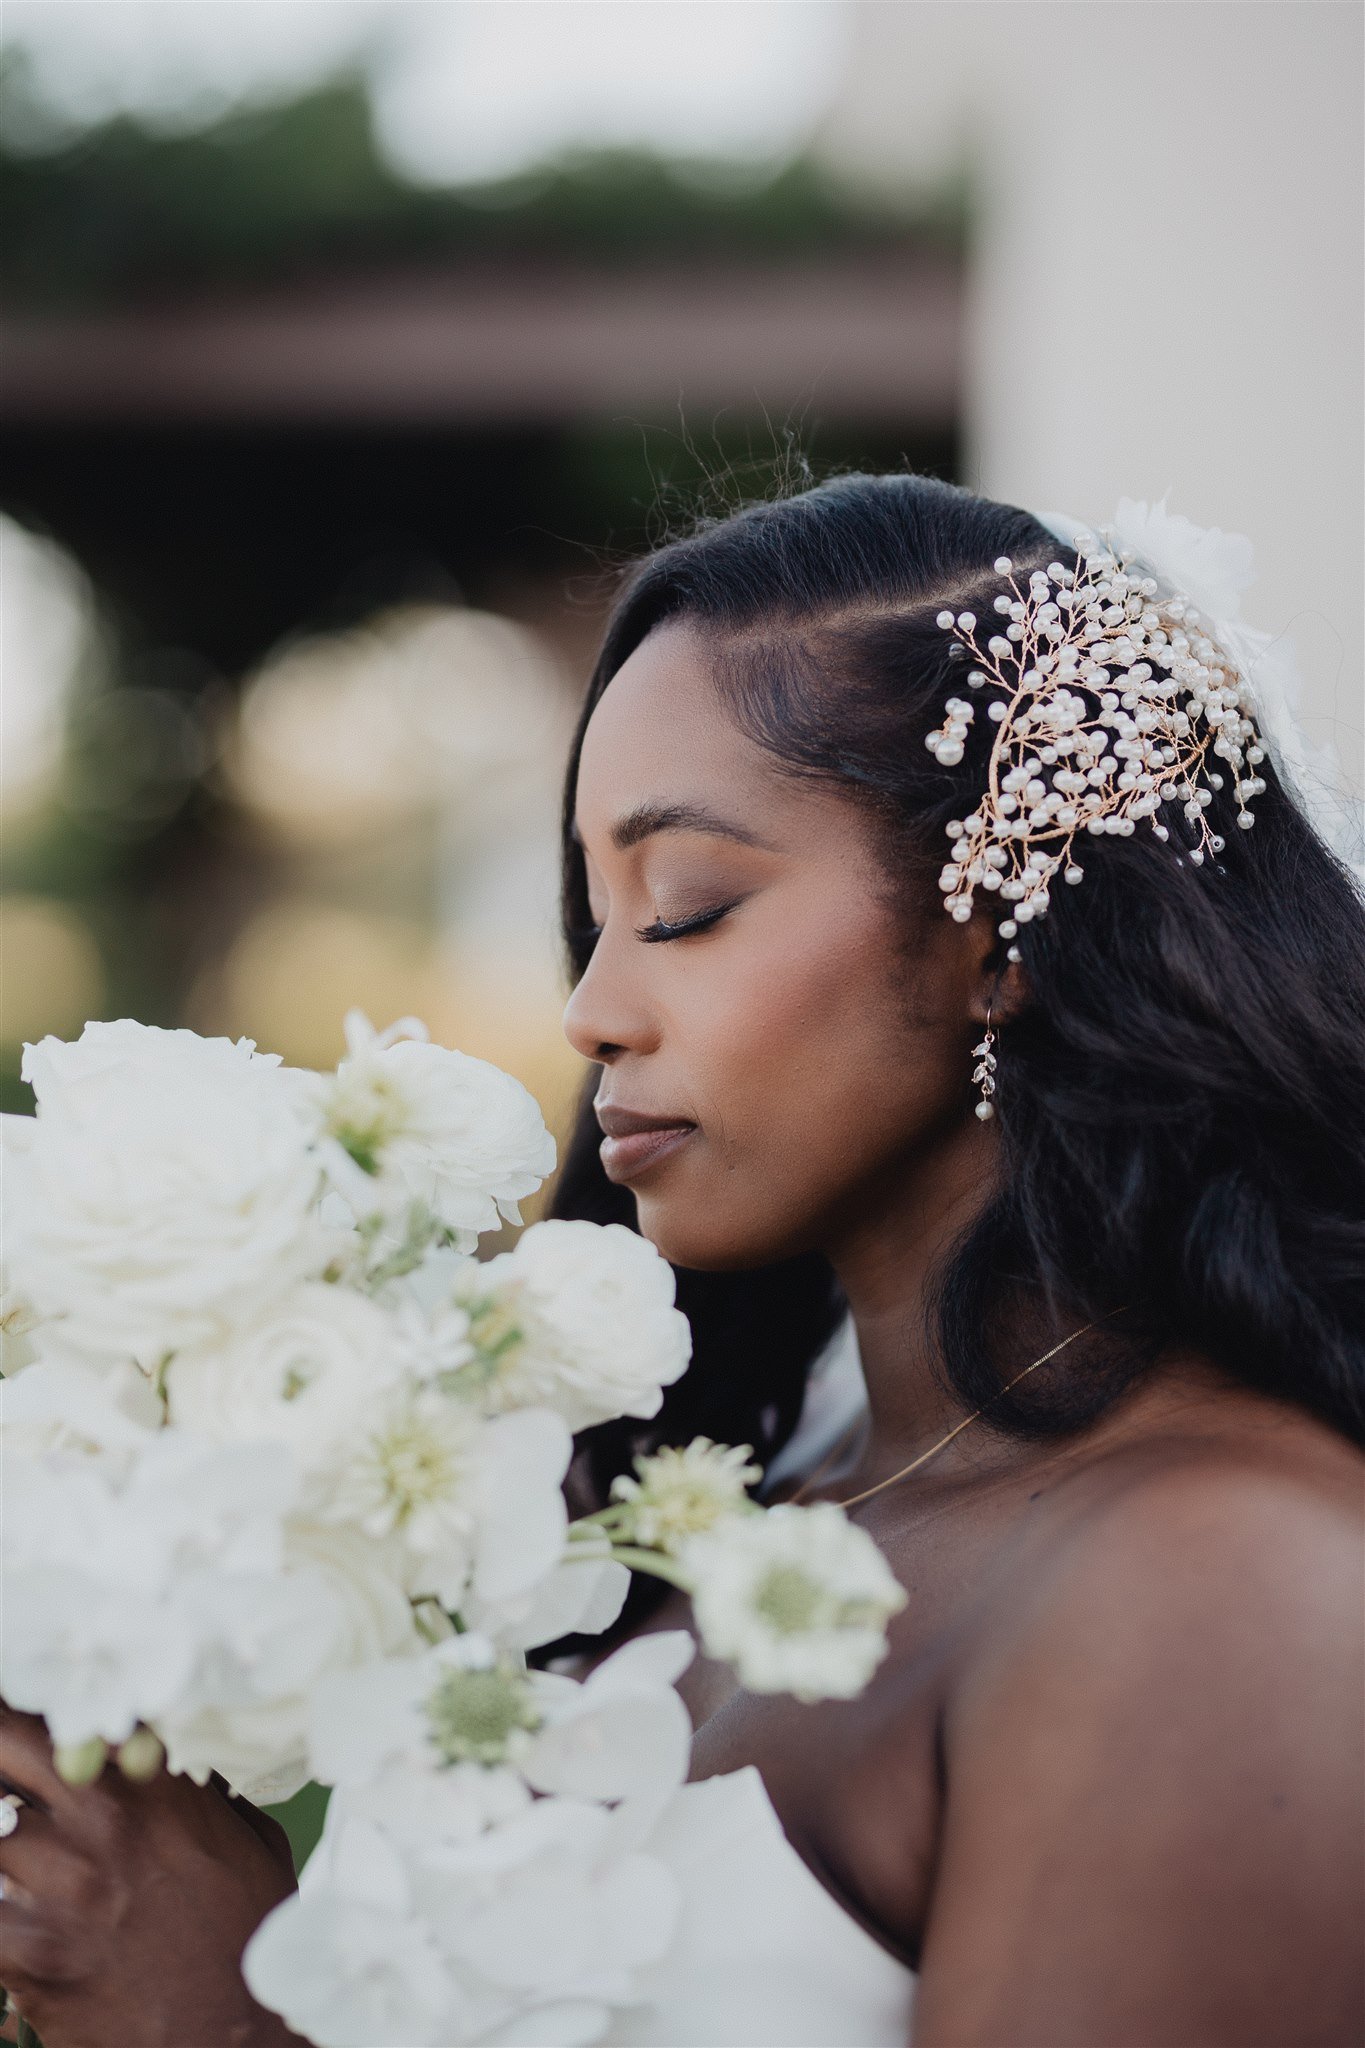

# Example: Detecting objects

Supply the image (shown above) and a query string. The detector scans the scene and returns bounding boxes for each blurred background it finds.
[4,0,1363,1161]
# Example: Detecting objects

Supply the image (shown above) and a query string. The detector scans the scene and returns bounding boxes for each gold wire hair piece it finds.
[928,539,1269,941]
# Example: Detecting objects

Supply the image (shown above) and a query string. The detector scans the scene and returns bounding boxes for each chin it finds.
[632,1190,810,1274]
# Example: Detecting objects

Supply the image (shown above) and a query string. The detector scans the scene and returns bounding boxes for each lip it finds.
[595,1102,698,1184]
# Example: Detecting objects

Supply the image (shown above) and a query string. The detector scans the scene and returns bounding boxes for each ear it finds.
[960,914,1032,1029]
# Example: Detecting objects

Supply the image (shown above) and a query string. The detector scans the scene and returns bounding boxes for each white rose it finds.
[319,1013,555,1250]
[10,1021,333,1376]
[166,1283,402,1479]
[451,1219,691,1431]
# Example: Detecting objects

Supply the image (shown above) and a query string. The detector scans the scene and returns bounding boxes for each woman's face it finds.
[564,620,991,1270]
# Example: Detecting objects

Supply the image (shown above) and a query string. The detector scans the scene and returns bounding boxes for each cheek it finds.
[639,895,959,1264]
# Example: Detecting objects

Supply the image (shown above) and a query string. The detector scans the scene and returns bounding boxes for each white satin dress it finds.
[603,1321,915,2048]
[598,1764,915,2048]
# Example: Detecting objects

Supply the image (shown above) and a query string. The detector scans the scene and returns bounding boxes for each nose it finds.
[561,930,659,1067]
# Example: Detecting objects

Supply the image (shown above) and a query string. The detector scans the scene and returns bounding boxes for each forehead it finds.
[575,620,744,817]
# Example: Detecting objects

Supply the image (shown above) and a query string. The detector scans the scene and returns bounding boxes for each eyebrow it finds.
[603,800,772,854]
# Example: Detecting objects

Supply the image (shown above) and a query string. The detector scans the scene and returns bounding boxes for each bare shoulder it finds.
[958,1394,1364,1728]
[911,1405,1365,2045]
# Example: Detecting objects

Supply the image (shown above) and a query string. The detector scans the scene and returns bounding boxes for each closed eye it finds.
[635,901,738,944]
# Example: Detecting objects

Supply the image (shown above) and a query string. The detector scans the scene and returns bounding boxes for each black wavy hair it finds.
[553,472,1365,1538]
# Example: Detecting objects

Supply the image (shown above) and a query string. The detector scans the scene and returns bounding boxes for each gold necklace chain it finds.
[790,1307,1130,1512]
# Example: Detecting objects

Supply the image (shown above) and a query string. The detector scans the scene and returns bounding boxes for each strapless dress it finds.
[598,1764,915,2048]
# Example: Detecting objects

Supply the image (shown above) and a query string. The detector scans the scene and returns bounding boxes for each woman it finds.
[3,475,1362,2047]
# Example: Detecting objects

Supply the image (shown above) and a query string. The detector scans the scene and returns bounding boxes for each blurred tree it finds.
[0,57,963,1108]
[0,58,964,310]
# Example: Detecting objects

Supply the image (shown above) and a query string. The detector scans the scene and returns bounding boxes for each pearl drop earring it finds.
[972,1001,998,1121]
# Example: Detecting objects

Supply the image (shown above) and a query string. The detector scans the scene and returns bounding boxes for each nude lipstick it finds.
[595,1102,697,1183]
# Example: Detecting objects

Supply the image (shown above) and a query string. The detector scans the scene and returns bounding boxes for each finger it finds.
[0,1713,72,1815]
[214,1784,296,1872]
[0,1888,88,1995]
[0,1804,77,1908]
[0,1809,109,1996]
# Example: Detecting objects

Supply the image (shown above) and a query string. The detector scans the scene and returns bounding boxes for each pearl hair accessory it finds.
[929,535,1268,936]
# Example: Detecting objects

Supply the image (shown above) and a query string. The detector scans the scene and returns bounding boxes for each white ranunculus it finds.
[165,1283,402,1479]
[9,1021,332,1376]
[323,1389,572,1611]
[318,1012,556,1250]
[682,1501,907,1702]
[450,1219,691,1431]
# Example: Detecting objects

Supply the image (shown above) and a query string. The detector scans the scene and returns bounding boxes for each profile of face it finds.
[564,620,999,1271]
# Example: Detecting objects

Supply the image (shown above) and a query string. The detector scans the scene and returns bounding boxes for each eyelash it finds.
[635,901,738,944]
[571,901,737,956]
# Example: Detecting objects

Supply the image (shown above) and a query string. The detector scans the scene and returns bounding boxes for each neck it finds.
[825,1113,999,1470]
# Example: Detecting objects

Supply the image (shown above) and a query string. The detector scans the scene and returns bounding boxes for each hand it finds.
[0,1709,306,2048]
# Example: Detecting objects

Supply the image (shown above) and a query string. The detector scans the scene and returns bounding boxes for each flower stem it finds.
[600,1544,693,1591]
[569,1506,630,1531]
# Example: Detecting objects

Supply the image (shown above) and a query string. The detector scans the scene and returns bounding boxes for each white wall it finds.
[817,0,1364,844]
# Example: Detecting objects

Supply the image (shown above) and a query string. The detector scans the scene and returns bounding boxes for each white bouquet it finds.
[1,1010,906,2046]
[0,1013,685,1799]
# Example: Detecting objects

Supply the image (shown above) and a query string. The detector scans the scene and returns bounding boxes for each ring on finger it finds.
[0,1794,24,1840]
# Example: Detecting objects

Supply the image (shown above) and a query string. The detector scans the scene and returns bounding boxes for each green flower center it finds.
[328,1073,408,1176]
[442,1294,525,1399]
[752,1564,829,1635]
[371,1419,462,1523]
[425,1666,541,1766]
